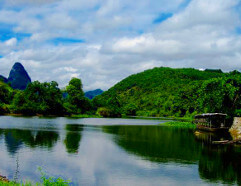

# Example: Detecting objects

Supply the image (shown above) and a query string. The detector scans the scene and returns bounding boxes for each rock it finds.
[0,175,9,182]
[229,117,241,140]
[8,62,31,90]
[85,89,103,99]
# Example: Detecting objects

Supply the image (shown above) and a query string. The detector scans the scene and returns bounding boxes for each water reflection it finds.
[64,124,83,154]
[194,130,232,145]
[103,126,241,185]
[103,126,202,163]
[0,116,241,185]
[194,131,241,184]
[0,129,59,154]
[199,145,241,184]
[4,130,23,155]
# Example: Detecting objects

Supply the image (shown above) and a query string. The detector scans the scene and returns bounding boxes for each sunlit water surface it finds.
[0,116,240,185]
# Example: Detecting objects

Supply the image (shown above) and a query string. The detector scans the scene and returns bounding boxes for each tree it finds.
[12,81,65,115]
[65,78,91,114]
[198,76,241,121]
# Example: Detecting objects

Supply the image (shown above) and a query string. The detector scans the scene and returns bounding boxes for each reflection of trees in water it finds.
[194,131,241,184]
[195,130,241,185]
[0,129,59,155]
[0,124,84,155]
[104,126,241,185]
[199,145,241,184]
[194,131,232,145]
[64,124,83,154]
[4,130,23,155]
[103,126,202,163]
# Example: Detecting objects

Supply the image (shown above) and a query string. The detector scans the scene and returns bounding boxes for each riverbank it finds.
[1,113,100,119]
[1,113,194,122]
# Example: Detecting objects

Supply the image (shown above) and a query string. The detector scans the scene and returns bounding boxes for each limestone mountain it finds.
[8,62,31,90]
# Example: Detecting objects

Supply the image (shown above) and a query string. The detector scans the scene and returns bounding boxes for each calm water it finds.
[0,116,240,185]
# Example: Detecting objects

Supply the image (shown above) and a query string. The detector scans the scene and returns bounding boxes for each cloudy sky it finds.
[0,0,241,90]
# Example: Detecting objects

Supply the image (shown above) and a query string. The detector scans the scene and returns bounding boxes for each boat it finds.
[194,113,229,132]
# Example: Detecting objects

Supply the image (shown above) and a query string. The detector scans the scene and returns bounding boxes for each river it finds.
[0,116,240,185]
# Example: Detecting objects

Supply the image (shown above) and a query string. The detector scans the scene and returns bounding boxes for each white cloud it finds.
[5,38,17,46]
[0,0,241,91]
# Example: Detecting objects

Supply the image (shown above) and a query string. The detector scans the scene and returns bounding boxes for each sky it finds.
[0,0,241,90]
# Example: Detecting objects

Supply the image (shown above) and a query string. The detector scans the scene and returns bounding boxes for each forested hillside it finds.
[1,65,241,119]
[94,67,241,119]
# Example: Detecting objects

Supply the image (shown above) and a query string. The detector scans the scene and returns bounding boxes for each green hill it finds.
[94,67,241,118]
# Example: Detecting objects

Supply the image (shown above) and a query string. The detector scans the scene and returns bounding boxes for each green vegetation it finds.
[0,78,94,116]
[12,81,65,115]
[0,168,70,186]
[64,78,93,114]
[94,67,241,120]
[1,67,241,118]
[0,81,15,114]
[163,121,196,129]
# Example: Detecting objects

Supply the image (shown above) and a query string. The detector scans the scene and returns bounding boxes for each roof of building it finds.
[195,113,227,118]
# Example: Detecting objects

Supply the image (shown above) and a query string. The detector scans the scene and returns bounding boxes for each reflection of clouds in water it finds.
[0,127,205,185]
[0,116,234,185]
[0,116,161,130]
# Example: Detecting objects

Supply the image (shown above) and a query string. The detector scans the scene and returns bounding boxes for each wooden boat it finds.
[196,124,229,132]
[194,113,229,132]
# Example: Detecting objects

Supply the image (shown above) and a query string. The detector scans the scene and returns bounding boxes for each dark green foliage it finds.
[94,67,241,118]
[94,67,226,117]
[12,81,65,115]
[96,107,112,117]
[1,66,241,118]
[0,77,94,116]
[65,78,93,114]
[0,81,14,104]
[204,69,223,73]
[197,75,241,122]
[0,81,14,114]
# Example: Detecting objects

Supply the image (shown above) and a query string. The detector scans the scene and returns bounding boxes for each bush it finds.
[96,107,111,117]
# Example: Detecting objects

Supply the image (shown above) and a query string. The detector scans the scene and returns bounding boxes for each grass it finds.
[162,121,196,129]
[0,168,71,186]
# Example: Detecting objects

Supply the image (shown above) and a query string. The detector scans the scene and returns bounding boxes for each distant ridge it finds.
[0,75,7,83]
[85,89,103,99]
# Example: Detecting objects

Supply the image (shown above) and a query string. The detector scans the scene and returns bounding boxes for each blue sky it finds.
[153,13,173,24]
[0,0,241,90]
